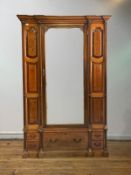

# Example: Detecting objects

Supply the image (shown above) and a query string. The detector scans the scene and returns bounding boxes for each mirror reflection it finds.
[45,28,84,125]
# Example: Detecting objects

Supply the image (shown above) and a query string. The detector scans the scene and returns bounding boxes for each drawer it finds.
[92,131,104,141]
[92,140,103,149]
[43,132,88,151]
[26,141,40,151]
[27,132,40,141]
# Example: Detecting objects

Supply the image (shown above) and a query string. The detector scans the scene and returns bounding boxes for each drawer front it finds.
[92,140,103,149]
[26,141,40,151]
[92,131,104,141]
[27,132,40,141]
[43,132,88,151]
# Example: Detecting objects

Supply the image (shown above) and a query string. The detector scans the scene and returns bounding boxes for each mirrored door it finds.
[45,28,84,125]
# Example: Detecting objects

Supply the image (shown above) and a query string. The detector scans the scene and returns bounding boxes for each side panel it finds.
[22,24,41,155]
[88,21,107,156]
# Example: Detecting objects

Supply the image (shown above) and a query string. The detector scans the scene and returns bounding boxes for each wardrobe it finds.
[17,15,111,157]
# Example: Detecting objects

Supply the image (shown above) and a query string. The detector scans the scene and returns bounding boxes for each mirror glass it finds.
[45,28,84,125]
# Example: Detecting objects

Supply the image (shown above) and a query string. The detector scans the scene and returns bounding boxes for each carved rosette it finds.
[26,27,38,58]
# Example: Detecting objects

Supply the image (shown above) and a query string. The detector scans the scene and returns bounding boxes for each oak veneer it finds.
[17,15,111,157]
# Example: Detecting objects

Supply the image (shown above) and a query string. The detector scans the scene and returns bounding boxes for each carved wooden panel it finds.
[27,98,39,124]
[22,24,41,152]
[26,63,38,93]
[92,63,103,92]
[27,132,40,141]
[90,22,105,127]
[92,28,103,58]
[26,141,40,151]
[23,24,40,128]
[91,98,105,124]
[92,131,104,141]
[26,27,38,58]
[92,140,104,149]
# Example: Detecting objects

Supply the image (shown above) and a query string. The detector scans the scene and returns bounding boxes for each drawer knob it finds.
[73,138,82,143]
[94,142,101,147]
[49,138,58,143]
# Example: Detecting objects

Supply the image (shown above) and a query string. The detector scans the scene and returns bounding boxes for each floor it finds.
[0,140,131,175]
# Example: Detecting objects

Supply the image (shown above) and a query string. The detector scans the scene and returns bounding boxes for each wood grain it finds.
[0,140,131,175]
